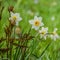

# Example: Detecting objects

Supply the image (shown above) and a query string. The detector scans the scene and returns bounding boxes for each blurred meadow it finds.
[0,0,60,60]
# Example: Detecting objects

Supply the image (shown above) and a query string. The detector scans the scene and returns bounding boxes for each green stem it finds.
[14,41,20,60]
[9,25,14,60]
[39,41,52,58]
[10,42,12,60]
[21,48,25,60]
[1,54,3,60]
[21,37,28,60]
[6,35,9,59]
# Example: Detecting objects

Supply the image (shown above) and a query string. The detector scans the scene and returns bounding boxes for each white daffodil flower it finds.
[9,12,22,26]
[29,16,44,30]
[50,28,59,41]
[39,27,48,40]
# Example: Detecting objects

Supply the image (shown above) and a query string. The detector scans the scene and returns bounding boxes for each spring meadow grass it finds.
[0,0,60,60]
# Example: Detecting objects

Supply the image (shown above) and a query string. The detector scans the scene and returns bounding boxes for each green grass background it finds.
[0,0,60,60]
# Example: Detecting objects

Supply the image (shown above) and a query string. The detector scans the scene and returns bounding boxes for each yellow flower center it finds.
[52,32,56,35]
[34,20,40,26]
[41,31,46,35]
[13,16,17,20]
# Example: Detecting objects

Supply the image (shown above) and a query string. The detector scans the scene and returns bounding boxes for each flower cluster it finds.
[9,12,59,41]
[29,16,59,40]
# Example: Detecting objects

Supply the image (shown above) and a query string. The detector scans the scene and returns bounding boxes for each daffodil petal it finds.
[38,16,42,21]
[29,20,34,24]
[34,16,38,20]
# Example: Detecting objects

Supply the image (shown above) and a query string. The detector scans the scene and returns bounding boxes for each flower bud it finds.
[15,27,21,34]
[8,6,14,12]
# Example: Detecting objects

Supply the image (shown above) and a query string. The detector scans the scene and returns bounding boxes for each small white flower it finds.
[29,16,44,30]
[51,16,55,21]
[39,27,48,40]
[9,12,22,26]
[50,28,59,41]
[34,0,39,4]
